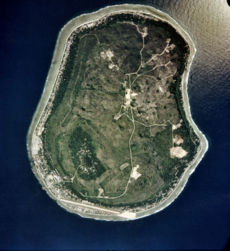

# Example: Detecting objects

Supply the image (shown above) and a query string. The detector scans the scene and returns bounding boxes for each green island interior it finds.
[42,13,200,208]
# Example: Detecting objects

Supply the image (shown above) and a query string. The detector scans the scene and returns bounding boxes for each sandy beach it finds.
[27,4,208,221]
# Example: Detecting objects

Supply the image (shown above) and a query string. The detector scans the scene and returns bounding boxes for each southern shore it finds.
[27,4,209,221]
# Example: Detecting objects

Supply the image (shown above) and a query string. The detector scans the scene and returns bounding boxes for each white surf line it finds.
[27,4,208,220]
[58,198,120,214]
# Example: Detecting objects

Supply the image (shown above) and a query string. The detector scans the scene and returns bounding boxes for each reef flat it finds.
[27,4,208,221]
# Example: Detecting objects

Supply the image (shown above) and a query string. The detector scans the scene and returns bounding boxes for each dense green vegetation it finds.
[52,35,79,110]
[169,75,199,156]
[40,12,200,208]
[69,127,105,180]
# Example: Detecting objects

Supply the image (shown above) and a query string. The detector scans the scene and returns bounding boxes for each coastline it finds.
[27,4,209,221]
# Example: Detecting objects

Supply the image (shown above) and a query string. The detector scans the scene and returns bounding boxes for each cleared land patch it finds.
[27,6,208,220]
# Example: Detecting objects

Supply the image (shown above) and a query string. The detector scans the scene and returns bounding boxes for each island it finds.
[27,4,208,221]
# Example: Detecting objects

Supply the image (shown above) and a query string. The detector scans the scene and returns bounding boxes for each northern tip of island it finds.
[27,4,208,221]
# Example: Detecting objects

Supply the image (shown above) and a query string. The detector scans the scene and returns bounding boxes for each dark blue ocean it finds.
[0,0,229,250]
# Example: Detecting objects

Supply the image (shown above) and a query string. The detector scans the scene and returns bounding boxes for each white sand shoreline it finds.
[27,4,208,221]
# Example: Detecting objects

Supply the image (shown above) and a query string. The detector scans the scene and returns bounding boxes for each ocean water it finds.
[0,0,229,250]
